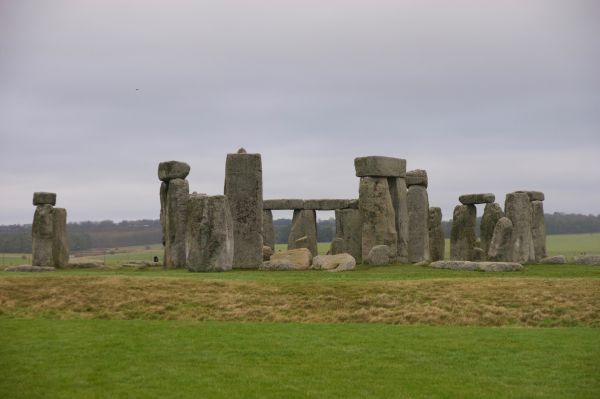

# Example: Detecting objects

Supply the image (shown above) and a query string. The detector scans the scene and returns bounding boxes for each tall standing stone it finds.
[480,203,504,258]
[531,200,547,261]
[224,150,263,269]
[487,217,514,262]
[450,204,476,260]
[428,207,444,261]
[407,184,430,263]
[288,209,318,256]
[52,208,69,268]
[32,204,54,267]
[159,182,167,246]
[505,192,535,263]
[388,177,409,263]
[262,210,275,250]
[164,178,189,268]
[335,208,362,262]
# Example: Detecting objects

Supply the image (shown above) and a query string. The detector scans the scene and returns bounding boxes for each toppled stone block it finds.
[574,255,600,266]
[262,248,313,270]
[405,169,428,188]
[540,255,567,264]
[33,192,56,206]
[263,199,305,210]
[459,193,495,205]
[354,156,406,177]
[68,261,105,269]
[312,254,356,272]
[365,245,392,266]
[5,265,55,272]
[430,260,523,272]
[158,161,191,182]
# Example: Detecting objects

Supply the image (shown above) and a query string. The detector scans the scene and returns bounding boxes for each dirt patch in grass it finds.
[1,276,598,326]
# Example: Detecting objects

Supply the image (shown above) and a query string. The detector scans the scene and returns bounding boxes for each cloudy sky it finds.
[1,0,599,224]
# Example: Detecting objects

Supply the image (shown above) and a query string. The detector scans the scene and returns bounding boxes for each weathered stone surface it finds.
[347,199,359,209]
[388,177,409,262]
[531,200,547,261]
[408,185,430,263]
[574,255,600,266]
[472,247,485,261]
[160,182,167,246]
[329,237,346,255]
[263,199,304,210]
[288,210,318,256]
[430,260,523,272]
[294,236,310,251]
[359,177,397,260]
[52,208,69,268]
[5,265,55,272]
[304,199,355,210]
[186,194,233,272]
[158,161,190,182]
[405,169,428,188]
[480,203,504,257]
[487,217,514,262]
[459,193,495,205]
[365,245,392,265]
[312,254,356,272]
[263,248,312,270]
[505,192,535,263]
[540,255,567,264]
[450,204,476,260]
[335,209,362,262]
[516,190,545,202]
[262,210,275,250]
[262,246,274,261]
[32,204,54,267]
[164,178,189,268]
[354,156,406,177]
[225,152,263,269]
[68,261,105,269]
[428,207,445,262]
[33,192,56,206]
[237,147,247,154]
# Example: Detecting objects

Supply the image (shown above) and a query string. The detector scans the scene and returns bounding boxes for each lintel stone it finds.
[263,199,305,210]
[459,193,495,205]
[33,192,56,206]
[354,156,406,177]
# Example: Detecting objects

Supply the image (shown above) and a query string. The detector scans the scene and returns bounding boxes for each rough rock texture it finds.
[5,265,55,272]
[480,203,504,257]
[365,245,392,266]
[294,236,311,251]
[472,247,485,261]
[388,177,409,263]
[33,192,56,206]
[428,207,445,262]
[224,152,263,269]
[505,192,535,263]
[304,199,355,210]
[517,190,545,202]
[354,156,406,177]
[262,210,275,250]
[262,246,274,261]
[68,261,105,269]
[32,204,54,267]
[405,169,428,188]
[263,199,304,210]
[359,177,398,259]
[540,255,567,264]
[52,208,69,268]
[186,194,233,272]
[288,210,318,256]
[450,204,476,261]
[430,261,523,272]
[164,178,189,268]
[335,209,362,262]
[263,248,312,270]
[158,161,191,182]
[407,185,430,263]
[312,254,356,272]
[459,193,495,205]
[574,255,600,266]
[160,182,167,246]
[487,217,514,262]
[329,237,346,255]
[531,200,547,261]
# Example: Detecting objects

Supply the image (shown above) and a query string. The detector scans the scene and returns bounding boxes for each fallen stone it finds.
[487,217,514,262]
[5,265,55,272]
[405,169,428,188]
[335,209,362,262]
[414,260,430,267]
[265,248,313,270]
[573,255,600,266]
[430,260,523,272]
[263,199,305,210]
[540,255,567,264]
[288,210,318,256]
[262,246,274,261]
[516,190,545,202]
[303,199,355,210]
[121,261,153,269]
[388,177,409,263]
[505,192,535,263]
[450,204,476,261]
[359,177,398,260]
[312,254,356,272]
[164,178,189,268]
[459,193,495,205]
[365,245,392,266]
[354,156,406,177]
[329,237,346,255]
[158,161,191,182]
[480,203,504,257]
[68,261,105,269]
[33,192,56,206]
[52,208,69,268]
[262,210,275,250]
[428,207,445,262]
[531,200,547,261]
[407,185,430,263]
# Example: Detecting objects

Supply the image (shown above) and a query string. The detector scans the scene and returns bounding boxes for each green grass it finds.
[546,233,600,257]
[1,319,598,399]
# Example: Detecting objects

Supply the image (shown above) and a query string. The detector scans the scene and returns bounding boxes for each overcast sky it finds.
[1,0,599,224]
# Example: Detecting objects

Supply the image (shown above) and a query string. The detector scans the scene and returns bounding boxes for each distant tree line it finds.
[1,213,599,252]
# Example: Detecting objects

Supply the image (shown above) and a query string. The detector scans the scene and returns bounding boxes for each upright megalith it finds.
[480,203,504,257]
[334,208,362,262]
[186,194,233,272]
[262,210,275,250]
[406,170,430,263]
[428,207,444,261]
[31,192,69,268]
[388,177,409,262]
[288,209,318,256]
[450,204,476,260]
[224,149,263,269]
[531,200,546,261]
[487,217,514,262]
[505,192,535,263]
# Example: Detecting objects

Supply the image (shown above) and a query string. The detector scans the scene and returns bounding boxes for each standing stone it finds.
[32,204,54,267]
[164,178,189,268]
[335,208,362,262]
[186,194,233,272]
[505,192,535,263]
[262,210,275,250]
[407,185,430,263]
[480,203,504,258]
[329,237,346,255]
[428,207,445,261]
[224,151,263,269]
[487,217,514,262]
[450,204,476,260]
[388,177,409,262]
[159,182,167,246]
[359,177,398,260]
[52,208,69,268]
[531,200,547,261]
[288,209,318,256]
